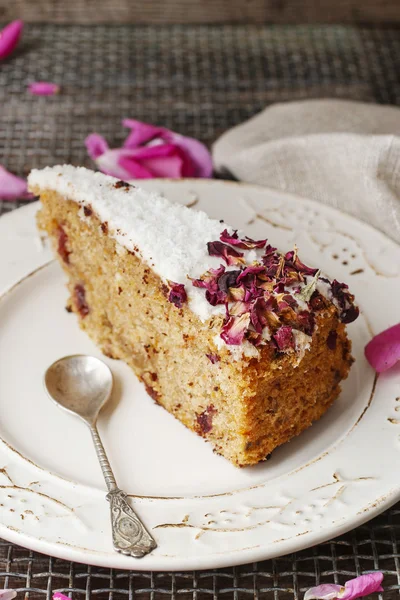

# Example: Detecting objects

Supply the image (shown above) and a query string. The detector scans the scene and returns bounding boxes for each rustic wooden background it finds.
[1,0,400,24]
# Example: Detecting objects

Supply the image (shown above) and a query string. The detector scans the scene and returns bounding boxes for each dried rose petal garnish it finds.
[365,322,400,373]
[220,229,267,249]
[85,119,212,179]
[28,81,60,95]
[0,164,33,201]
[207,241,245,266]
[0,20,23,60]
[167,281,187,309]
[192,230,358,350]
[304,572,383,600]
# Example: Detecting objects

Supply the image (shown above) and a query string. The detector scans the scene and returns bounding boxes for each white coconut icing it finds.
[29,166,269,325]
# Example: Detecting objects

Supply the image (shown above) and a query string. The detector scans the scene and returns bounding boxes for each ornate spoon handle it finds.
[90,425,157,557]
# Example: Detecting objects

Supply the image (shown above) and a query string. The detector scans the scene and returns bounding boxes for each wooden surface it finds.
[2,0,400,24]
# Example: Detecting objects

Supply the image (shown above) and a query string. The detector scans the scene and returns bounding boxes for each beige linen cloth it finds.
[212,99,400,244]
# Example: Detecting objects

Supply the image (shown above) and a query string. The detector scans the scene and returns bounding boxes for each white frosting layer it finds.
[28,165,237,323]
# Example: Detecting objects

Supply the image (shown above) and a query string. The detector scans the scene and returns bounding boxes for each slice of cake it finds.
[29,165,358,467]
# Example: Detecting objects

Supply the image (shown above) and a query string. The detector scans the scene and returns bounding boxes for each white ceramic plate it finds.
[0,180,399,572]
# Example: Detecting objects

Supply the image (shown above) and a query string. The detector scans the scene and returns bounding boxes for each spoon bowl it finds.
[44,354,113,425]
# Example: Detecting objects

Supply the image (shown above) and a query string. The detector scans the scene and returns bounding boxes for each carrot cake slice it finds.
[29,165,358,467]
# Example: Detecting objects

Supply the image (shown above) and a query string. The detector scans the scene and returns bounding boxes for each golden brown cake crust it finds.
[35,188,354,467]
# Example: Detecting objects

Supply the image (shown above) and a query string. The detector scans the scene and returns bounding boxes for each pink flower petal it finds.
[365,323,400,373]
[53,594,71,600]
[0,20,23,60]
[85,133,110,160]
[220,313,251,345]
[118,155,155,179]
[304,584,343,600]
[86,119,212,180]
[95,148,138,179]
[0,165,33,201]
[340,573,384,600]
[304,573,384,600]
[0,591,17,600]
[122,119,166,148]
[164,131,213,178]
[28,81,60,96]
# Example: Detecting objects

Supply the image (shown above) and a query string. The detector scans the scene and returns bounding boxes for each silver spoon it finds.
[44,354,157,558]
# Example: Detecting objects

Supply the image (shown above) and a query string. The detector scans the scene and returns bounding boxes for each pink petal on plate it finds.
[118,155,155,178]
[28,81,60,96]
[0,20,23,60]
[0,591,17,600]
[122,143,193,178]
[340,573,384,600]
[0,165,33,201]
[95,148,137,180]
[365,323,400,373]
[53,594,71,600]
[164,131,213,178]
[85,133,110,160]
[122,119,165,148]
[304,584,343,600]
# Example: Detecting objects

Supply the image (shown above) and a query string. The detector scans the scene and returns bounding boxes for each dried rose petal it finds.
[28,81,60,96]
[230,301,251,317]
[237,265,265,283]
[0,20,23,60]
[220,229,267,250]
[285,250,318,276]
[273,325,294,351]
[365,322,400,373]
[220,313,251,345]
[207,241,245,266]
[217,269,241,293]
[250,297,269,333]
[330,279,359,324]
[304,573,384,600]
[167,281,187,308]
[0,165,33,201]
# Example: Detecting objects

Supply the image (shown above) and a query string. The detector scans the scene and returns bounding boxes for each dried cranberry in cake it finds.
[206,353,220,364]
[327,330,337,350]
[196,405,217,435]
[56,224,71,264]
[74,283,89,317]
[83,205,93,217]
